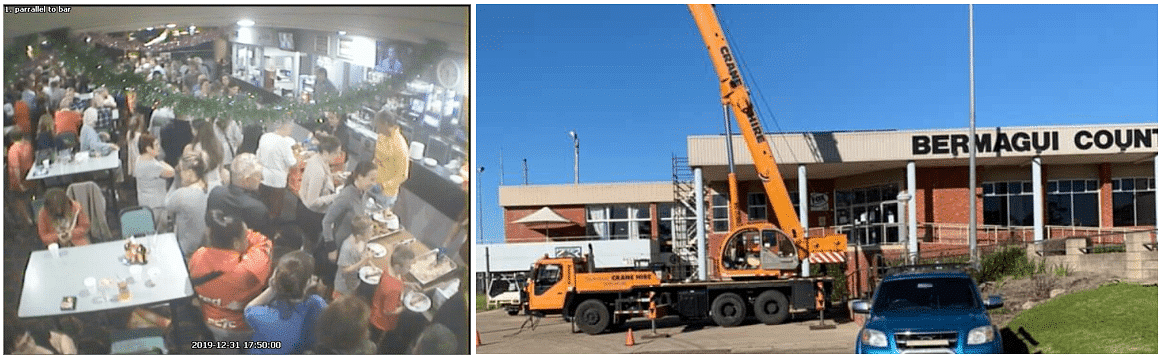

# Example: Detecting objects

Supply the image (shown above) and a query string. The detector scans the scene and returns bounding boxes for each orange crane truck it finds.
[515,5,848,335]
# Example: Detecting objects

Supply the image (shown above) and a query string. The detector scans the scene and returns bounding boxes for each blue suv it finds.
[853,266,1004,354]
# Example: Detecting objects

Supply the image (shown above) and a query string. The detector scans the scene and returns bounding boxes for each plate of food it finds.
[403,291,432,312]
[372,212,400,230]
[366,243,388,258]
[358,266,383,285]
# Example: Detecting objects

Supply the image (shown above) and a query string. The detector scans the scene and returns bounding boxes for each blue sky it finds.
[474,4,1158,243]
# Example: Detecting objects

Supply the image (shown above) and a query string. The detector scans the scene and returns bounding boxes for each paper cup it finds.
[84,277,97,293]
[409,141,425,160]
[385,214,400,230]
[129,265,143,283]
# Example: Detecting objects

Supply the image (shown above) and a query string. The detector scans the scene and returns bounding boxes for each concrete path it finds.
[476,309,860,354]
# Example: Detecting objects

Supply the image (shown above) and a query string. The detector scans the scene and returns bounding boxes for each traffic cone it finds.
[625,328,635,346]
[476,330,482,347]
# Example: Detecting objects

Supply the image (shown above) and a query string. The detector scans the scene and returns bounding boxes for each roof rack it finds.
[879,263,972,277]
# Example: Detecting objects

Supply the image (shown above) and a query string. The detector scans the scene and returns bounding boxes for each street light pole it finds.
[968,4,979,268]
[569,130,579,184]
[477,166,485,244]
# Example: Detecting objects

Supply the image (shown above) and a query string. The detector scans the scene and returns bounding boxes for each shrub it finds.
[976,246,1042,283]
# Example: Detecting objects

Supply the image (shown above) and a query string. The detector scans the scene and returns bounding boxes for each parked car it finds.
[853,265,1004,354]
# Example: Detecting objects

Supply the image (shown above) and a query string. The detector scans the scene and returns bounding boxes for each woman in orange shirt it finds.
[187,209,272,352]
[36,188,89,247]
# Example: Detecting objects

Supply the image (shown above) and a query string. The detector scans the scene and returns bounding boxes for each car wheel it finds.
[710,292,746,327]
[753,290,790,325]
[574,299,610,335]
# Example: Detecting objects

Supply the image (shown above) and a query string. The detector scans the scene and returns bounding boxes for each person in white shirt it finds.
[256,119,299,220]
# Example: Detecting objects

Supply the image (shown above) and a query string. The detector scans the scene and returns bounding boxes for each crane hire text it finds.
[912,129,1158,156]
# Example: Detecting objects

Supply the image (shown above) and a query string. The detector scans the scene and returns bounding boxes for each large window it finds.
[1046,179,1098,227]
[835,183,901,245]
[712,194,729,232]
[788,191,801,218]
[658,202,695,252]
[586,204,652,240]
[747,192,767,221]
[1113,177,1155,227]
[983,181,1034,226]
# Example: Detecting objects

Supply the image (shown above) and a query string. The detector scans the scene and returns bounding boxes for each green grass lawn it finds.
[476,292,491,312]
[1005,283,1157,354]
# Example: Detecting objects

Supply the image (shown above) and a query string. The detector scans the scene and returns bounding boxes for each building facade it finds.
[493,123,1158,295]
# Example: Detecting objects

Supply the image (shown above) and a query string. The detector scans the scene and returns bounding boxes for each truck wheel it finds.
[575,299,611,335]
[710,292,746,327]
[753,290,790,325]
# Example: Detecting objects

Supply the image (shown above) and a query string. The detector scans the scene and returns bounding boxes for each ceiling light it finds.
[338,31,346,36]
[236,19,254,27]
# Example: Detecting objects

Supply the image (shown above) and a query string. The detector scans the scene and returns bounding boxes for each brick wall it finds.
[502,205,586,243]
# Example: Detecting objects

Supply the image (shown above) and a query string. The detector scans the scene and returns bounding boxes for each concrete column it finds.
[695,167,708,281]
[1033,157,1044,243]
[799,164,810,277]
[907,161,918,264]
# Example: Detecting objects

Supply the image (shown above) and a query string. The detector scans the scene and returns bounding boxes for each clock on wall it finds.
[436,58,461,88]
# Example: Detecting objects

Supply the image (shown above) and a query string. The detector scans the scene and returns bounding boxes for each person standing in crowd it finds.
[371,109,410,208]
[185,119,226,189]
[12,85,31,137]
[53,98,81,136]
[214,117,243,172]
[37,188,90,248]
[317,111,350,155]
[319,161,377,286]
[84,87,117,136]
[134,133,174,226]
[332,214,374,299]
[34,114,54,151]
[46,80,64,114]
[124,114,145,177]
[148,103,174,139]
[256,119,299,219]
[245,250,327,354]
[298,134,342,244]
[165,154,210,258]
[371,246,415,354]
[20,80,37,114]
[313,68,337,98]
[311,296,376,354]
[188,210,271,351]
[78,107,118,153]
[7,128,36,228]
[206,153,272,238]
[160,115,192,168]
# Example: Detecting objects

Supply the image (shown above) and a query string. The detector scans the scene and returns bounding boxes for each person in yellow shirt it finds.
[371,110,409,208]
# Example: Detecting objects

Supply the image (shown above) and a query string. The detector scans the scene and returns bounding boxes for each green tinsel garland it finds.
[10,35,398,127]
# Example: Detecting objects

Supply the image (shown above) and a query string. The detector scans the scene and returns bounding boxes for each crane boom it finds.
[690,4,846,278]
[690,4,804,240]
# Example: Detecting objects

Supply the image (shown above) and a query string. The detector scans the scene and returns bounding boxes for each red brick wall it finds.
[1099,163,1113,228]
[503,205,586,243]
[917,166,982,225]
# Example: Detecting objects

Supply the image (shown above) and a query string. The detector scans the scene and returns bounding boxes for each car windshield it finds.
[872,277,979,311]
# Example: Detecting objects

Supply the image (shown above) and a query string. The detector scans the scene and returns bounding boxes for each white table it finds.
[27,149,122,208]
[18,233,195,318]
[26,149,121,181]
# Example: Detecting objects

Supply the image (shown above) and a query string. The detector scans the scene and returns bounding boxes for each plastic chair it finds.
[119,206,156,238]
[110,327,167,354]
